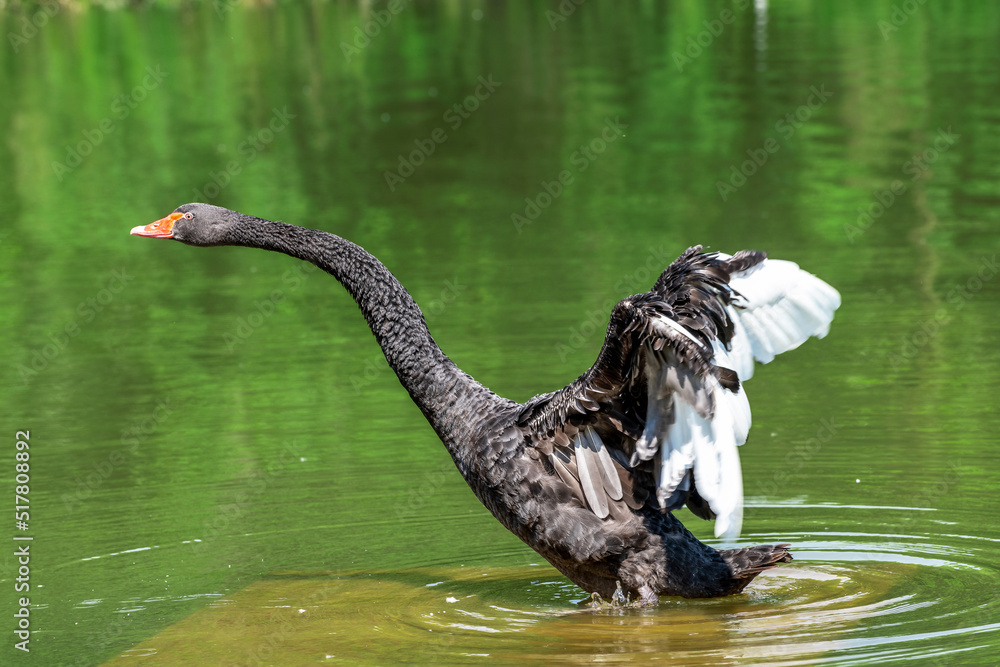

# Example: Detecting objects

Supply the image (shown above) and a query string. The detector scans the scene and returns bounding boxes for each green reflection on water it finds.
[1,1,999,664]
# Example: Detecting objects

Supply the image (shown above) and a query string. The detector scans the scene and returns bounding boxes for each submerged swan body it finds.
[132,204,840,603]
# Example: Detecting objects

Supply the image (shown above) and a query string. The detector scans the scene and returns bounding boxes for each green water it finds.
[2,0,999,664]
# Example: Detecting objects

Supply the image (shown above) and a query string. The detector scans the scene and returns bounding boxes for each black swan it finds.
[131,204,840,604]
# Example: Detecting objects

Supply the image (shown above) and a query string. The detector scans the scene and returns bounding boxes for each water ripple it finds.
[99,504,1000,665]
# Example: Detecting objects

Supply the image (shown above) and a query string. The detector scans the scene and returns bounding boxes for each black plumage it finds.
[131,204,841,605]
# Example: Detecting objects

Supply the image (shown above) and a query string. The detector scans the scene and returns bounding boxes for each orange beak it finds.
[131,212,183,238]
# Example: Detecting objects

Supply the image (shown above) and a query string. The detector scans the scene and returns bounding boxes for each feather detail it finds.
[652,314,705,348]
[521,245,838,545]
[573,431,610,519]
[552,449,587,509]
[637,254,837,539]
[725,258,842,379]
[587,429,623,501]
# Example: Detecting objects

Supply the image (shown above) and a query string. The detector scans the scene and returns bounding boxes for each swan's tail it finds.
[720,543,793,592]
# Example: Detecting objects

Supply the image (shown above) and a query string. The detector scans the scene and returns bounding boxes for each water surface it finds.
[1,1,999,664]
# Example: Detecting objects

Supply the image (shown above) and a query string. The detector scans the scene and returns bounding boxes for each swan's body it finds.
[132,204,840,603]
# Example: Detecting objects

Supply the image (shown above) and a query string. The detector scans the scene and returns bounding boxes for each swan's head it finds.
[130,203,244,246]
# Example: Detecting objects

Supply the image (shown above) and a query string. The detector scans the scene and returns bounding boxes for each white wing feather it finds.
[724,258,842,378]
[648,256,840,539]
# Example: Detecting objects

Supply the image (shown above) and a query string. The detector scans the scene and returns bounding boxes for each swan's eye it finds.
[183,212,194,220]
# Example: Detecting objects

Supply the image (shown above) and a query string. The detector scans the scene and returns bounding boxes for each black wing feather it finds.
[516,246,763,522]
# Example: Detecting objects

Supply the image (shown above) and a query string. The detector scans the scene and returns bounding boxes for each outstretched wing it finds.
[518,246,840,539]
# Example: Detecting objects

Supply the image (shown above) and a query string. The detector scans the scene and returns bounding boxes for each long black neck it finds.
[224,217,510,459]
